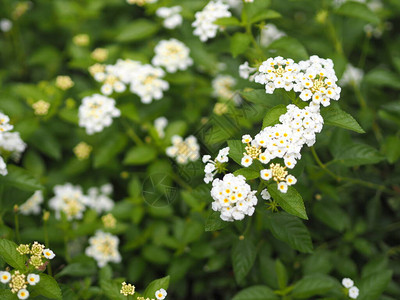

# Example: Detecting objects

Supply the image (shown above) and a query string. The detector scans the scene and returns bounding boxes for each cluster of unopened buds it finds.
[0,242,55,299]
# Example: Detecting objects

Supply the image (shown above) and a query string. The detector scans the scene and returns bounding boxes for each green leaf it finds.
[99,278,125,300]
[233,168,260,180]
[29,127,61,160]
[250,10,281,24]
[313,201,350,232]
[0,289,15,300]
[358,270,392,300]
[116,19,160,42]
[321,105,365,133]
[230,32,252,57]
[232,238,257,283]
[94,134,128,168]
[56,261,97,278]
[268,37,308,61]
[0,165,43,192]
[334,143,385,166]
[364,68,400,90]
[267,184,308,220]
[262,104,287,128]
[214,16,241,26]
[232,285,279,300]
[143,275,170,298]
[228,140,246,165]
[0,239,26,270]
[291,274,336,299]
[381,135,400,164]
[275,259,288,289]
[265,212,313,253]
[336,2,380,24]
[123,145,157,165]
[240,89,282,106]
[33,273,62,300]
[205,211,228,231]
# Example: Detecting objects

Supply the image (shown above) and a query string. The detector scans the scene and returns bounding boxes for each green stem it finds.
[122,119,144,145]
[310,147,338,180]
[170,172,193,192]
[14,210,21,244]
[326,18,344,56]
[246,23,264,58]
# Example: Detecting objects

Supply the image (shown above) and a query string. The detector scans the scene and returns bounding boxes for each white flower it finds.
[340,64,364,86]
[87,184,115,214]
[85,230,121,267]
[202,155,212,163]
[17,289,29,300]
[203,147,230,183]
[0,156,7,176]
[349,286,359,299]
[19,191,44,215]
[27,273,40,285]
[0,112,13,133]
[242,134,252,143]
[260,169,272,180]
[239,62,257,80]
[49,183,89,220]
[155,288,167,300]
[166,135,200,164]
[129,64,169,104]
[43,248,56,260]
[192,0,232,42]
[241,155,253,167]
[0,18,12,32]
[0,271,11,283]
[152,39,193,73]
[210,173,258,222]
[342,278,354,288]
[156,6,182,29]
[260,24,286,47]
[154,117,168,138]
[278,182,288,193]
[78,94,121,135]
[285,175,297,185]
[261,189,271,200]
[0,132,27,161]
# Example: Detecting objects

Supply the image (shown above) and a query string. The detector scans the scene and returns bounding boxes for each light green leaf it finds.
[262,104,287,128]
[123,145,157,165]
[321,105,365,133]
[250,10,281,24]
[240,89,282,106]
[232,285,278,300]
[99,279,125,300]
[116,19,160,42]
[267,184,308,220]
[56,261,97,278]
[143,276,170,298]
[232,238,257,283]
[364,68,400,89]
[275,259,288,289]
[0,165,43,192]
[205,211,228,231]
[268,37,308,61]
[336,2,380,24]
[214,16,241,26]
[33,273,62,300]
[0,239,27,270]
[265,212,313,253]
[0,289,15,300]
[230,32,252,57]
[381,135,400,164]
[334,143,385,166]
[291,274,336,298]
[233,168,260,180]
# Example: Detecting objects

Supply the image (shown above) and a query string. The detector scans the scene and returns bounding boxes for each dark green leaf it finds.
[321,105,365,133]
[56,261,97,277]
[33,273,62,300]
[334,143,385,166]
[233,168,260,180]
[205,211,228,231]
[232,285,278,300]
[0,239,26,270]
[313,201,350,232]
[143,276,170,298]
[263,104,287,128]
[232,238,257,283]
[291,274,336,298]
[358,270,392,300]
[336,2,380,24]
[364,68,400,89]
[275,259,288,289]
[94,134,128,168]
[228,140,246,165]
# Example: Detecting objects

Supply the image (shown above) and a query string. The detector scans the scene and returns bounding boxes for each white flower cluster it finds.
[255,55,341,108]
[90,59,169,104]
[166,135,200,164]
[154,116,168,138]
[340,63,364,87]
[0,270,40,299]
[202,147,229,183]
[19,191,44,216]
[78,94,121,135]
[152,39,193,73]
[342,278,359,299]
[260,163,297,193]
[49,183,115,220]
[241,104,323,169]
[87,184,114,214]
[192,0,232,42]
[0,112,25,176]
[211,173,258,221]
[260,23,286,47]
[156,6,182,29]
[212,75,241,104]
[0,132,27,161]
[85,230,121,267]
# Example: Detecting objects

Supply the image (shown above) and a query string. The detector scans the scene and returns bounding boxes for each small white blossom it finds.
[349,286,359,299]
[154,117,168,138]
[0,156,7,176]
[261,189,271,200]
[85,230,121,267]
[19,191,44,215]
[166,135,200,164]
[152,39,193,73]
[0,132,27,161]
[27,273,40,285]
[342,278,354,288]
[260,24,286,47]
[87,184,114,214]
[340,64,364,87]
[239,61,257,80]
[43,248,56,260]
[203,147,230,183]
[155,288,167,300]
[0,18,12,32]
[0,271,11,283]
[156,6,182,29]
[17,289,29,300]
[78,94,121,135]
[0,112,13,133]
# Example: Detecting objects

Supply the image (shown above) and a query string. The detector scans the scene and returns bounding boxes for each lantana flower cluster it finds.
[49,183,114,220]
[166,135,200,165]
[203,147,230,183]
[0,242,55,299]
[85,230,121,267]
[120,280,168,300]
